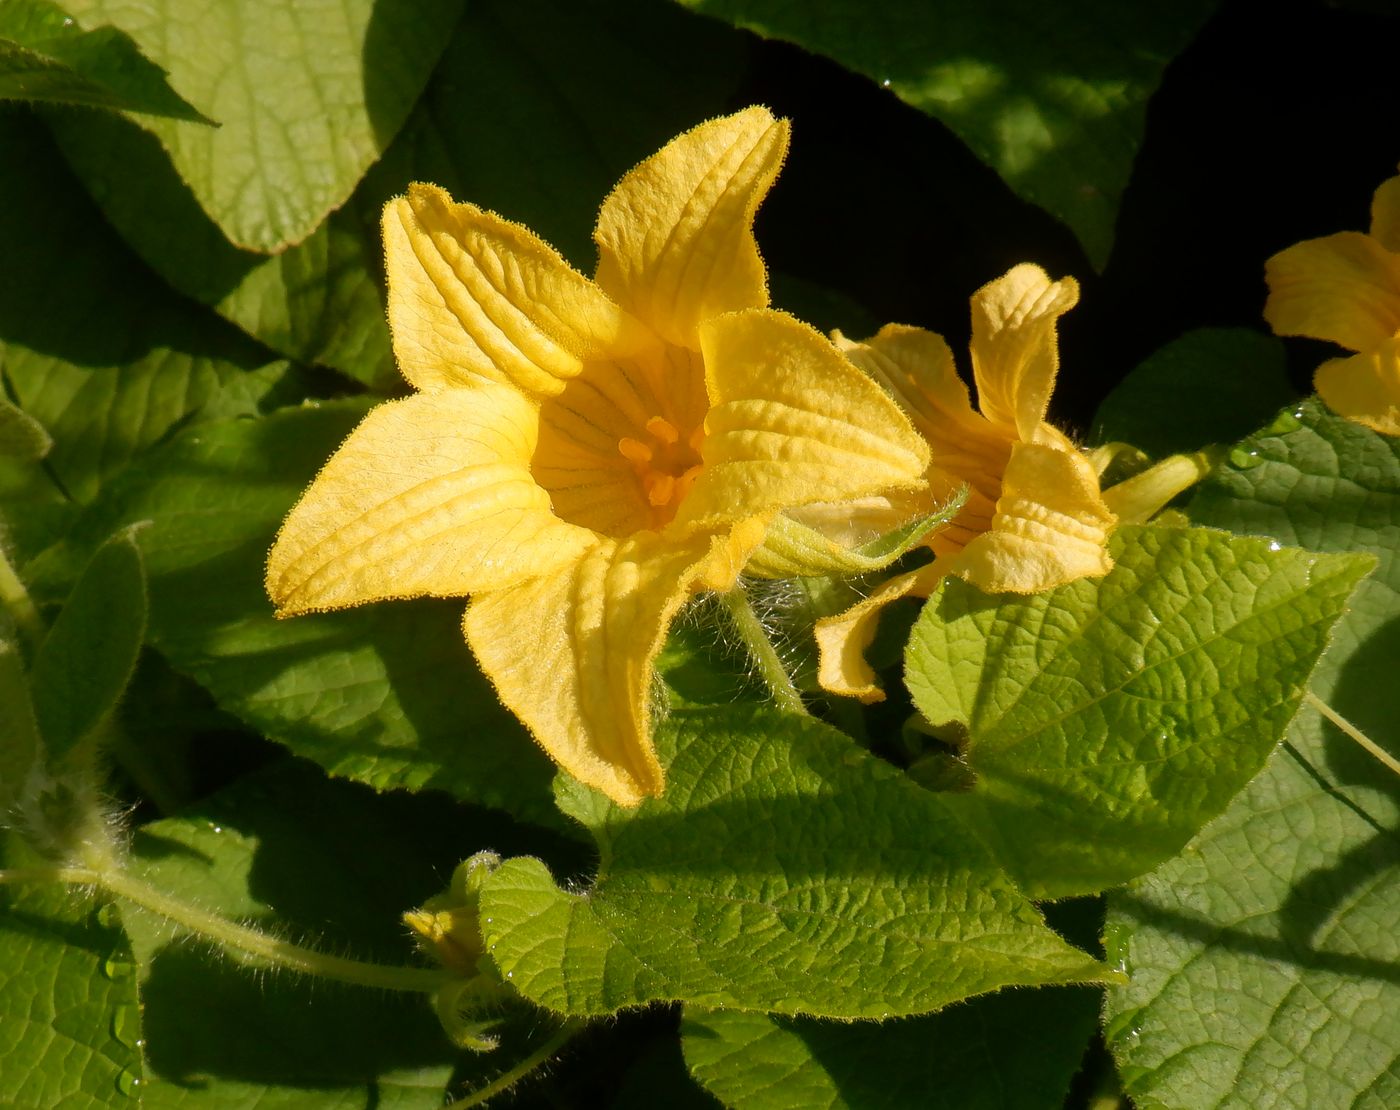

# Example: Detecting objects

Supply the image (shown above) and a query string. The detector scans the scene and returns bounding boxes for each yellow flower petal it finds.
[1314,340,1400,436]
[383,183,655,397]
[813,565,940,704]
[1369,174,1400,254]
[969,264,1079,441]
[463,527,760,805]
[593,108,789,349]
[681,309,930,528]
[835,324,1009,491]
[267,387,596,614]
[1264,231,1400,352]
[947,441,1115,593]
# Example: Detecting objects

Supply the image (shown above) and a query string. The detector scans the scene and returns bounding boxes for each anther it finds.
[645,474,676,507]
[645,416,680,445]
[618,437,653,464]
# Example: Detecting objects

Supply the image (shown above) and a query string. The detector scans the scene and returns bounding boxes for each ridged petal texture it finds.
[594,107,788,349]
[267,387,597,613]
[814,264,1116,701]
[384,183,655,396]
[270,108,930,804]
[463,524,763,804]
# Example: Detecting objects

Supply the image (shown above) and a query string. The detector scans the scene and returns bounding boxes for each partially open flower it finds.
[1265,168,1400,436]
[266,109,929,804]
[815,264,1117,702]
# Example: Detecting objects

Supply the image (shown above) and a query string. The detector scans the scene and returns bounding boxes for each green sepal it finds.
[743,486,967,579]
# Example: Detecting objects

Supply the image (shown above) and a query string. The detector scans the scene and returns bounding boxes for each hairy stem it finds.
[447,1020,587,1108]
[1305,690,1400,778]
[718,586,807,716]
[0,864,449,994]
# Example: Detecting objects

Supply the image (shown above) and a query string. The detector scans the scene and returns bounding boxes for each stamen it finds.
[645,416,680,444]
[618,437,653,464]
[645,473,676,507]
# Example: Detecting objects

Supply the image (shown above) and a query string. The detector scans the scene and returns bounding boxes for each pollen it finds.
[617,414,704,525]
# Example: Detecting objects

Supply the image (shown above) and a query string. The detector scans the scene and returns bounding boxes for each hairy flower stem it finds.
[0,544,42,648]
[447,1020,587,1108]
[718,586,808,716]
[0,865,450,994]
[1305,690,1400,778]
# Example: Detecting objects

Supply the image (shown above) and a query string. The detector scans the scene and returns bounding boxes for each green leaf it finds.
[0,114,278,504]
[24,402,562,827]
[478,706,1112,1019]
[0,835,143,1107]
[1104,399,1400,1110]
[905,524,1371,901]
[29,527,146,761]
[1092,328,1299,456]
[683,987,1099,1110]
[0,0,210,121]
[0,640,41,808]
[56,0,464,251]
[120,759,570,1108]
[47,0,751,386]
[0,394,52,460]
[679,0,1214,268]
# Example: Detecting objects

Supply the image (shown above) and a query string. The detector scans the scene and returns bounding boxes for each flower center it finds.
[529,347,710,538]
[617,415,705,523]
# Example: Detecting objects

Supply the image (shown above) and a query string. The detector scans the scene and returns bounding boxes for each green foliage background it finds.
[1,1,1396,1108]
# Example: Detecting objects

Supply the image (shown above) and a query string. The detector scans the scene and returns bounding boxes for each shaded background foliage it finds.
[1,0,1397,1108]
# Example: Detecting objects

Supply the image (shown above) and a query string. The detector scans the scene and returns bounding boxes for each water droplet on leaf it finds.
[1227,446,1262,469]
[114,1068,141,1097]
[111,1007,140,1047]
[102,957,134,981]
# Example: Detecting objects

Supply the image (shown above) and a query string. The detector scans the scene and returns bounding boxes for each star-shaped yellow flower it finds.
[813,264,1117,702]
[1264,168,1400,436]
[265,109,929,804]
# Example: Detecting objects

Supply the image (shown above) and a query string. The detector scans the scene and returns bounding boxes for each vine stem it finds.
[717,586,808,716]
[446,1020,587,1108]
[0,544,43,647]
[0,864,450,994]
[1305,690,1400,778]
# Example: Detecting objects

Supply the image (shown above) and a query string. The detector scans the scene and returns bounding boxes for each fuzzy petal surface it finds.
[384,184,654,397]
[969,264,1079,441]
[1314,340,1400,436]
[463,527,760,805]
[947,441,1116,593]
[267,388,596,614]
[682,309,930,528]
[1264,231,1400,352]
[594,108,788,349]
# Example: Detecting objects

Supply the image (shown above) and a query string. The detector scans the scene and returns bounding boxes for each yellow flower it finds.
[813,264,1117,703]
[1265,169,1400,436]
[265,109,929,804]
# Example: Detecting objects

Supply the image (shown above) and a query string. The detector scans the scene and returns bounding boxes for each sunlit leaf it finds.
[905,524,1370,900]
[1104,400,1400,1110]
[0,0,210,121]
[679,0,1215,267]
[479,706,1112,1018]
[58,0,465,250]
